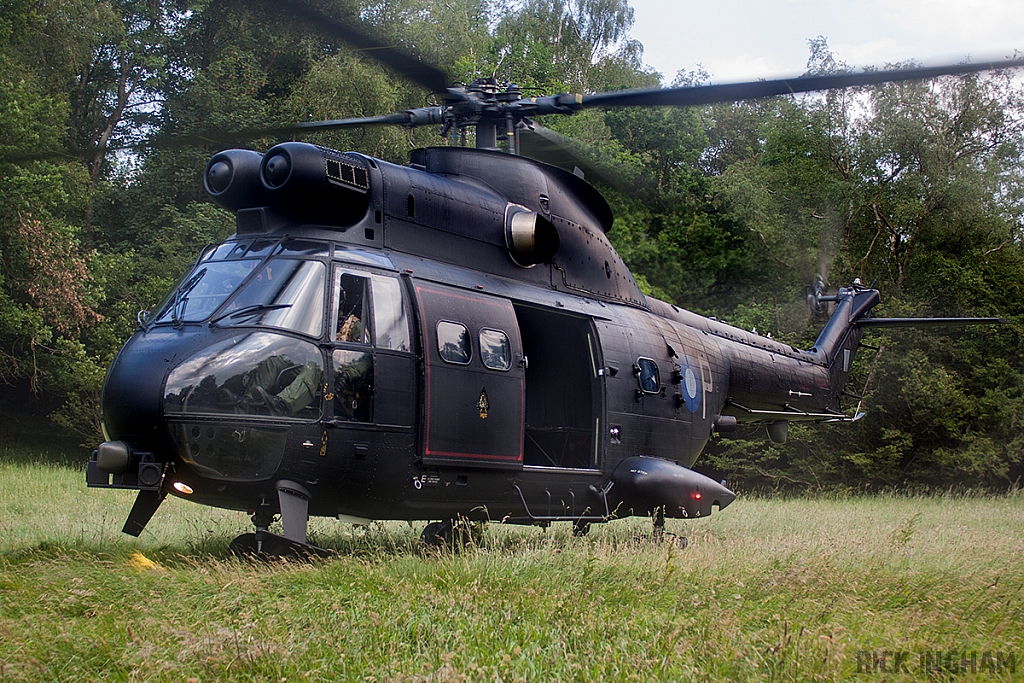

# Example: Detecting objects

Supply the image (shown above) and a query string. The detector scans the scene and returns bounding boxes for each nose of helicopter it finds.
[101,328,190,445]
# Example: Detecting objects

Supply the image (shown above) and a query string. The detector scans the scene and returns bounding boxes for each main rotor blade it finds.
[142,111,420,149]
[855,317,1006,328]
[519,126,596,176]
[0,112,422,165]
[579,59,1024,109]
[277,0,451,94]
[240,111,422,136]
[519,125,641,193]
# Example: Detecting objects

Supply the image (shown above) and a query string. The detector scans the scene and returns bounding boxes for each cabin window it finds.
[333,349,374,422]
[437,321,471,364]
[370,275,410,351]
[214,259,326,337]
[479,328,511,371]
[333,271,371,344]
[636,357,660,394]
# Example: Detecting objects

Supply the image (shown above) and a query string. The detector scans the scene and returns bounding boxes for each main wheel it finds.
[420,519,480,550]
[421,521,451,547]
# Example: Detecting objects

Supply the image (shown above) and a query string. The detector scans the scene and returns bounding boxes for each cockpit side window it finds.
[330,268,413,351]
[370,275,410,352]
[333,271,371,344]
[164,332,324,421]
[332,349,373,422]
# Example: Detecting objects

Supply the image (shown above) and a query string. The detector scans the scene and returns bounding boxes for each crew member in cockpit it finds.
[336,274,368,343]
[237,356,322,417]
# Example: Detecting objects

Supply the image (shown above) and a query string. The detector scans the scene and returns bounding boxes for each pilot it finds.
[223,355,323,417]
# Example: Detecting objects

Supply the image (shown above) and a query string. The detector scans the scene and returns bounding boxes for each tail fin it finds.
[808,283,1004,409]
[808,283,881,407]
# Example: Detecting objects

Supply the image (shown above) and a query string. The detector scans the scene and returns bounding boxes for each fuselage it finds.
[92,143,875,533]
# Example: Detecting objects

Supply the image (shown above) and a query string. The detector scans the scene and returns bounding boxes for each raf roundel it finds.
[680,356,701,413]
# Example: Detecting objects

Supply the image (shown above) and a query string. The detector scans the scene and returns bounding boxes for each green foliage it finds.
[683,42,1024,490]
[488,0,636,92]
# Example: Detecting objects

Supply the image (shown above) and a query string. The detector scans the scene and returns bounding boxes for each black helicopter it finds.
[85,4,1016,555]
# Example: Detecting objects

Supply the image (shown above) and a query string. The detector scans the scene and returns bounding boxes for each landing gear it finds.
[420,518,481,549]
[228,532,259,556]
[420,520,450,546]
[229,531,328,559]
[229,480,331,560]
[652,508,665,544]
[650,508,687,549]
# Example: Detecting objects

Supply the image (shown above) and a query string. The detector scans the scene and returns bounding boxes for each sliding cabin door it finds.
[414,282,525,469]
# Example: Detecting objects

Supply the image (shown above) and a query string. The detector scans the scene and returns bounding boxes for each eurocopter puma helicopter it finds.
[85,4,1016,555]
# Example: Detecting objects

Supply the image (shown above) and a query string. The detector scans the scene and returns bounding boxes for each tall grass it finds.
[1,460,1022,681]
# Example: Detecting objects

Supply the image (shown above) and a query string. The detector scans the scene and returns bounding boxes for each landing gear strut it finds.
[650,508,687,549]
[652,508,666,544]
[229,480,331,559]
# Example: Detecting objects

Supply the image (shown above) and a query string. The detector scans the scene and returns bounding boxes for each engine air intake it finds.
[203,150,267,212]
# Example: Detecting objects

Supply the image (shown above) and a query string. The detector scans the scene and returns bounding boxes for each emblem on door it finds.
[477,388,490,419]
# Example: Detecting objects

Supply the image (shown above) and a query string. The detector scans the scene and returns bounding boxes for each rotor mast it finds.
[442,78,531,154]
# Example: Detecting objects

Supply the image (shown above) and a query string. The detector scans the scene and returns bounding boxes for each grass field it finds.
[1,456,1022,682]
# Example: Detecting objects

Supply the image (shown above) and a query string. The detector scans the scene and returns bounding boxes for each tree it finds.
[488,0,636,92]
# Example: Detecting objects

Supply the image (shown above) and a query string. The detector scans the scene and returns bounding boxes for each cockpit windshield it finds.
[151,254,326,337]
[212,259,325,337]
[153,260,263,325]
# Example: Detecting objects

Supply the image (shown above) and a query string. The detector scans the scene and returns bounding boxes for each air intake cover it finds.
[505,206,560,267]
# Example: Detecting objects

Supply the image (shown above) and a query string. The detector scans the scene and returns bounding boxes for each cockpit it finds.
[119,237,414,481]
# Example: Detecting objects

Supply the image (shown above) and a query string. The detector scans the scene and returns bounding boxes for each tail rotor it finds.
[805,276,828,321]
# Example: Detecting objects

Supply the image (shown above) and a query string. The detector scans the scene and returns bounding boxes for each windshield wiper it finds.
[209,303,293,326]
[171,267,207,328]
